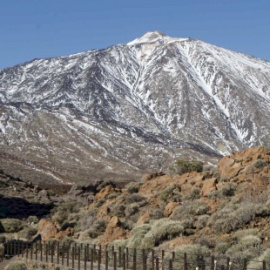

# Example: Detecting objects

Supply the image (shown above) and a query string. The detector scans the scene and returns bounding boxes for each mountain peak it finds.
[128,31,169,45]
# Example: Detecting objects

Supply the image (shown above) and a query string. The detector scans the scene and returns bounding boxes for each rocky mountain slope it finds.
[39,147,270,265]
[1,31,270,184]
[1,147,270,267]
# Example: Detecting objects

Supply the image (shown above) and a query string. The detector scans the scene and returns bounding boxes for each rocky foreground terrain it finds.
[1,31,270,184]
[1,147,270,267]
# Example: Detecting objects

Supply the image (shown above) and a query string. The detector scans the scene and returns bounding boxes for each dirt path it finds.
[0,256,22,269]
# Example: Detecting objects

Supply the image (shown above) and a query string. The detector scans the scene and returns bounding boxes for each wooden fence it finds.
[3,240,269,270]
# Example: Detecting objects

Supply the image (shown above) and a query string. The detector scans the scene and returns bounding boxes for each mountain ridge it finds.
[0,32,270,184]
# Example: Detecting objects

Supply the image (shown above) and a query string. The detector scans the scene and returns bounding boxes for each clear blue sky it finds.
[0,0,269,70]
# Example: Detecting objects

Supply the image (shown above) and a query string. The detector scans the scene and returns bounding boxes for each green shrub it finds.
[53,201,80,226]
[149,208,164,220]
[171,159,203,175]
[110,204,126,217]
[171,201,209,221]
[185,188,201,200]
[26,216,39,224]
[80,208,97,231]
[126,194,146,204]
[221,183,236,197]
[238,235,262,248]
[159,185,176,201]
[125,182,142,193]
[127,224,151,248]
[144,219,184,246]
[248,250,270,269]
[0,218,23,233]
[256,199,270,216]
[18,226,38,240]
[174,244,210,260]
[214,242,231,254]
[125,203,140,216]
[232,229,261,241]
[253,159,267,168]
[5,261,27,270]
[87,219,107,238]
[209,203,258,233]
[195,215,209,229]
[109,239,128,250]
[95,199,105,207]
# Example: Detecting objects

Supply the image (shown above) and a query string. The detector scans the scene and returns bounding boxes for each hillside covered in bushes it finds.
[1,147,270,266]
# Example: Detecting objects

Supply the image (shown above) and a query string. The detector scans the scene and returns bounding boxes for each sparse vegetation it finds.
[170,159,203,175]
[0,218,23,233]
[5,261,27,270]
[1,147,270,267]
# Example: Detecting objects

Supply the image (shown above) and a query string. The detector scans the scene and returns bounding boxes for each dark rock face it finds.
[0,31,270,184]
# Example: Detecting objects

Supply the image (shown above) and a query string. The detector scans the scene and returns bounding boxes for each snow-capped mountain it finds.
[1,31,270,184]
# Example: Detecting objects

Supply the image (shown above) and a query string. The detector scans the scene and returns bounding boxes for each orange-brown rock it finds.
[201,178,217,197]
[55,227,74,241]
[136,210,150,225]
[163,201,181,217]
[95,185,119,200]
[38,218,58,241]
[99,216,129,247]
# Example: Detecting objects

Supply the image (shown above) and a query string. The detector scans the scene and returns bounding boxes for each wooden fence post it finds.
[210,256,215,270]
[152,250,155,270]
[98,248,101,270]
[263,260,266,270]
[119,246,122,266]
[90,248,94,270]
[57,242,60,264]
[243,259,247,270]
[105,250,109,270]
[184,253,188,270]
[26,242,29,259]
[126,247,129,269]
[226,258,230,270]
[67,244,70,267]
[30,243,33,260]
[133,248,137,270]
[78,247,81,270]
[46,243,49,263]
[62,244,65,265]
[72,246,75,269]
[197,255,201,270]
[51,242,54,263]
[86,244,89,262]
[84,246,87,270]
[123,252,126,270]
[162,250,165,270]
[114,251,117,270]
[40,241,43,261]
[172,251,175,261]
[142,249,146,270]
[35,242,38,261]
[156,257,159,270]
[169,259,173,270]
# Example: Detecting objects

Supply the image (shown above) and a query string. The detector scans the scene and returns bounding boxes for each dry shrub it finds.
[126,194,146,204]
[18,226,38,241]
[248,250,270,270]
[171,201,209,221]
[125,182,142,193]
[141,219,184,248]
[0,218,23,233]
[5,261,27,270]
[174,244,210,261]
[170,159,203,175]
[125,203,140,216]
[209,203,258,233]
